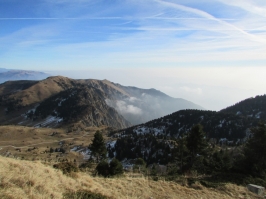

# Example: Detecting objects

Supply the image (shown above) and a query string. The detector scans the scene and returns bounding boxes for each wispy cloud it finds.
[153,0,266,43]
[1,0,266,111]
[219,0,266,18]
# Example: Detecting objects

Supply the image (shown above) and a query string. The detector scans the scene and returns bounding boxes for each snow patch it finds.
[34,115,63,127]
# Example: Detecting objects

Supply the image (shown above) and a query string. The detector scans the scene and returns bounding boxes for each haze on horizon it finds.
[1,0,266,111]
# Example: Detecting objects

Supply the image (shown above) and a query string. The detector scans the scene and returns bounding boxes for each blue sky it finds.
[1,0,266,110]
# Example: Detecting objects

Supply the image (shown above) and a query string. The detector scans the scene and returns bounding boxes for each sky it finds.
[0,0,266,110]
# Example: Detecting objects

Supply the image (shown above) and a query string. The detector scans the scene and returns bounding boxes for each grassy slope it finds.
[0,125,109,164]
[0,156,261,199]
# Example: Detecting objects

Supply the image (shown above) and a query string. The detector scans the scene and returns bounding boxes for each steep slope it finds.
[31,85,130,128]
[83,79,204,125]
[0,77,130,129]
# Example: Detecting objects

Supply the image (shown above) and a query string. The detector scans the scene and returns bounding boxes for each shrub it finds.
[95,159,123,177]
[53,162,78,174]
[109,158,123,176]
[96,161,109,177]
[135,158,146,167]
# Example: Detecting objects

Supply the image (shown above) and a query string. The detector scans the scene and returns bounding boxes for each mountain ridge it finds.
[0,76,203,129]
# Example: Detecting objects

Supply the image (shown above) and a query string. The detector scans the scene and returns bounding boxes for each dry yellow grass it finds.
[0,125,109,164]
[10,76,74,106]
[0,156,261,199]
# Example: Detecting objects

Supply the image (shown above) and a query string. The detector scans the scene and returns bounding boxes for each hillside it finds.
[108,94,266,165]
[0,77,130,129]
[0,156,260,199]
[0,76,76,106]
[221,94,266,120]
[32,85,130,128]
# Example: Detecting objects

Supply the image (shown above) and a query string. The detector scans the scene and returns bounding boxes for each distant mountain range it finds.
[0,76,203,129]
[0,68,49,83]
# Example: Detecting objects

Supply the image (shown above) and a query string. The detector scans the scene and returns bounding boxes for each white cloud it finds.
[114,100,143,115]
[128,97,140,102]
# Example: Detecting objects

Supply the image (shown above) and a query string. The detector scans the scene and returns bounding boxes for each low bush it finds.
[53,162,78,174]
[95,158,123,177]
[96,161,110,177]
[109,158,123,176]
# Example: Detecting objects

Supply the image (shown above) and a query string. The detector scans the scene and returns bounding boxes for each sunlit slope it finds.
[0,156,259,199]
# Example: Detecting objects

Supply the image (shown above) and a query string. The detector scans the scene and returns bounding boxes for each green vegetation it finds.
[96,158,123,177]
[90,131,107,163]
[109,121,266,187]
[96,161,110,177]
[53,162,78,174]
[243,122,266,178]
[109,158,123,176]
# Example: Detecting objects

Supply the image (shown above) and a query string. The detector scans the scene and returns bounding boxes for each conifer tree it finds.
[186,124,209,168]
[90,131,107,163]
[175,136,188,172]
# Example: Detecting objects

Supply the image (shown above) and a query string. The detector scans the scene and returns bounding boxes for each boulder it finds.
[247,184,265,196]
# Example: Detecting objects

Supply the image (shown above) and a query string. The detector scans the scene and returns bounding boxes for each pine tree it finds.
[90,131,107,163]
[173,136,188,172]
[186,124,209,169]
